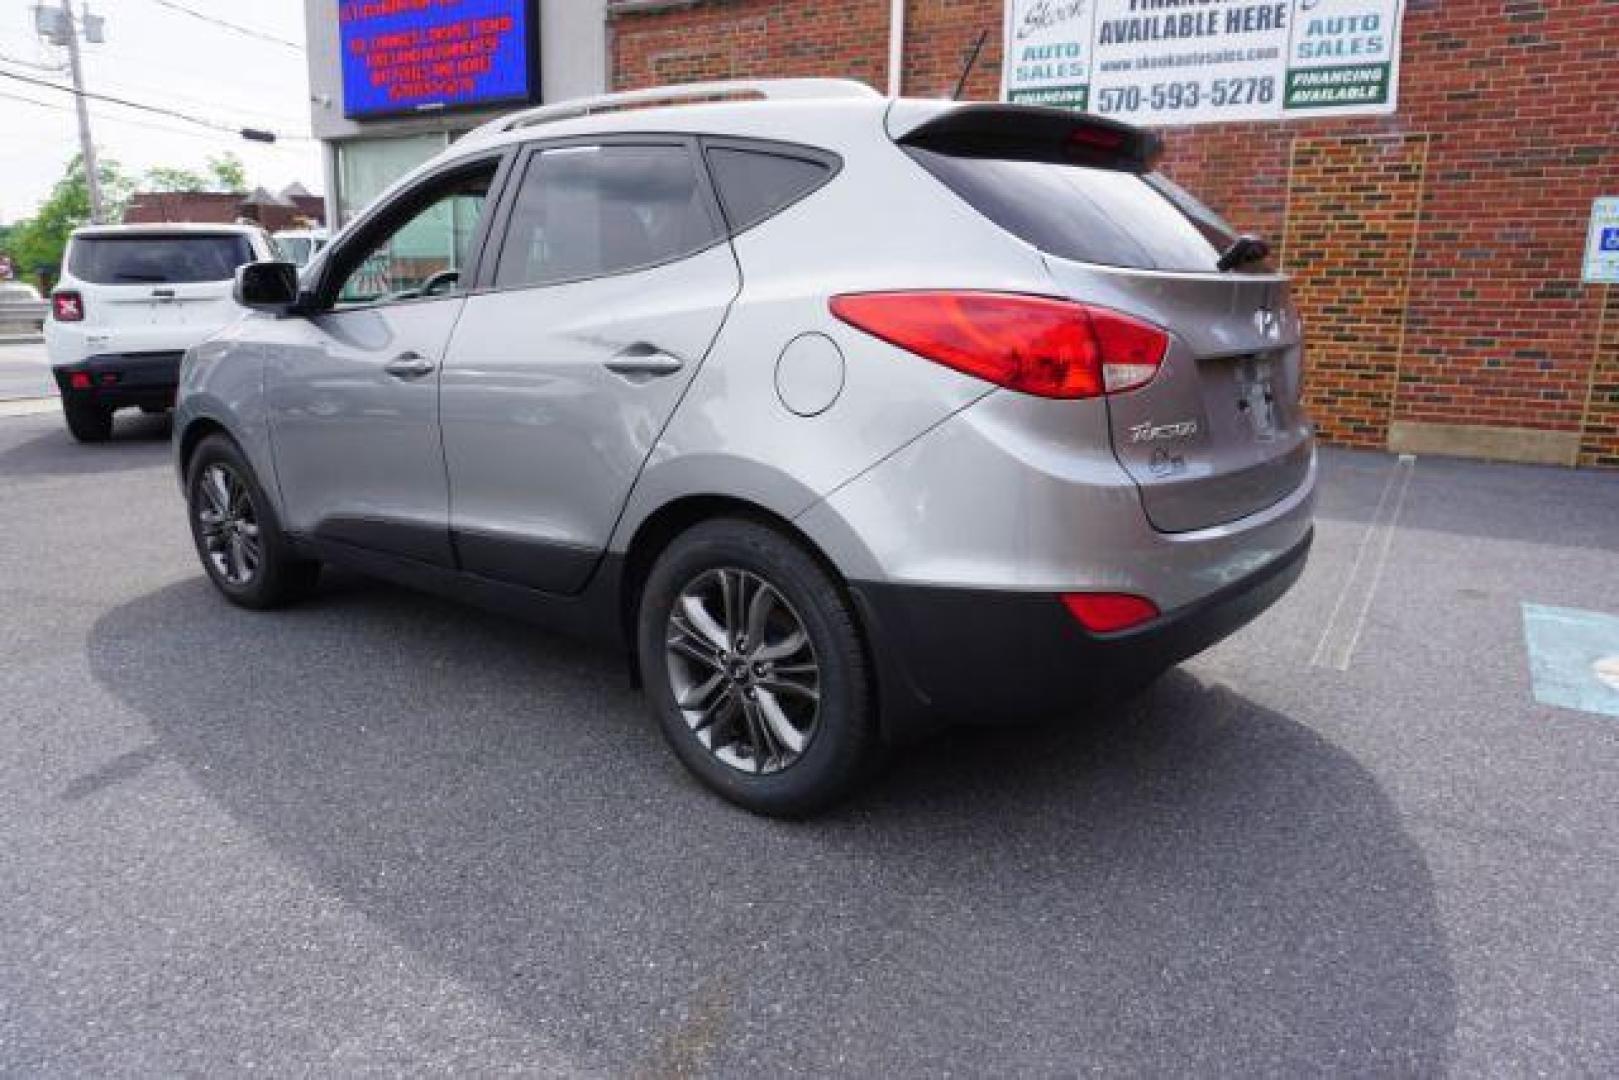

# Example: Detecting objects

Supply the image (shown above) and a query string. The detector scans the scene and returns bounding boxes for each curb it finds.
[0,397,58,418]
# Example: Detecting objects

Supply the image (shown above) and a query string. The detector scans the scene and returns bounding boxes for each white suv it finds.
[46,222,274,441]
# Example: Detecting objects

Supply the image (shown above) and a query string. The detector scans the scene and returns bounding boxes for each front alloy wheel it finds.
[185,432,319,609]
[194,462,262,586]
[666,568,822,775]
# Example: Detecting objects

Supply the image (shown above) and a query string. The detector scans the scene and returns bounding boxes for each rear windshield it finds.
[905,147,1247,273]
[69,234,254,284]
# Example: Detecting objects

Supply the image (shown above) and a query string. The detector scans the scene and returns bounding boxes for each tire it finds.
[63,399,113,443]
[185,433,320,610]
[636,518,878,817]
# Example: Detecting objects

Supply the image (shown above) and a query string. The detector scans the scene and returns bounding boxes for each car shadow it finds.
[0,411,172,478]
[85,574,1456,1075]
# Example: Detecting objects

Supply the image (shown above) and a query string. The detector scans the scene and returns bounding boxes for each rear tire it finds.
[63,400,113,443]
[636,518,878,817]
[186,434,320,609]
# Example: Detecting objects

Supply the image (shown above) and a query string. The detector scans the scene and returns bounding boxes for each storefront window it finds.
[336,133,450,225]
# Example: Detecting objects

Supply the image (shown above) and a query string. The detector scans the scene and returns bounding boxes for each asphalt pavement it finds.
[1,410,1616,1076]
[0,341,53,402]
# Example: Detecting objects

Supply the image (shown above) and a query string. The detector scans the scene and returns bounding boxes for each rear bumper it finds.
[851,528,1312,740]
[53,352,182,410]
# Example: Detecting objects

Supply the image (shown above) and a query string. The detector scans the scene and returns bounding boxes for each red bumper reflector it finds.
[1061,592,1160,633]
[69,372,92,390]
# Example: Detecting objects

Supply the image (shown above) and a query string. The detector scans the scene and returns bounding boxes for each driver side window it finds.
[335,166,494,306]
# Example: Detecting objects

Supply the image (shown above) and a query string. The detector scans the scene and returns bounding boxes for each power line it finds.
[0,66,312,142]
[90,72,311,127]
[0,50,67,74]
[0,87,312,152]
[144,0,302,52]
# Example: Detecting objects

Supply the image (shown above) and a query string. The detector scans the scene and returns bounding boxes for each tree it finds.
[141,153,249,195]
[143,165,209,193]
[7,154,133,287]
[208,153,247,193]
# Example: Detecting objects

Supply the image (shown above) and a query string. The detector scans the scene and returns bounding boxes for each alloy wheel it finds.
[195,463,262,587]
[665,568,822,775]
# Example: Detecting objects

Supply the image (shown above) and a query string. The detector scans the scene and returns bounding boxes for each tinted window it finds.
[907,148,1245,272]
[494,144,721,289]
[70,234,253,284]
[278,237,314,266]
[706,147,833,233]
[335,168,493,305]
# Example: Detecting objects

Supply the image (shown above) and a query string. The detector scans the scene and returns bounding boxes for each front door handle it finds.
[604,349,684,378]
[384,353,437,379]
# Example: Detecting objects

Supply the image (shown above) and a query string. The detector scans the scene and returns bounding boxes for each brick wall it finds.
[609,0,1619,467]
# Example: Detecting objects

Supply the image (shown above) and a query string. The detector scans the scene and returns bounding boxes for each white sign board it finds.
[1002,0,1404,126]
[1584,198,1619,284]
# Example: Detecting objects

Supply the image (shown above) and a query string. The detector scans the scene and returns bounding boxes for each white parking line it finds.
[1310,454,1417,671]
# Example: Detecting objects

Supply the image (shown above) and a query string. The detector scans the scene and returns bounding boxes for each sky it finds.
[0,0,323,224]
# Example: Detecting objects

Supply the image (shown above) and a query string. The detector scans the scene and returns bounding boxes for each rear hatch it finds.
[894,105,1311,533]
[69,232,250,337]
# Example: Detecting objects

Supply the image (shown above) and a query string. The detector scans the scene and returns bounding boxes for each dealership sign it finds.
[339,0,538,119]
[1002,0,1404,125]
[1585,198,1619,284]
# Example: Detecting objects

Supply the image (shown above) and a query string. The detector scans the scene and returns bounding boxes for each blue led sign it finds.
[340,0,537,119]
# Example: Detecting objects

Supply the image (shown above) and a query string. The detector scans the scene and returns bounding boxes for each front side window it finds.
[493,144,722,290]
[70,234,253,284]
[334,167,494,306]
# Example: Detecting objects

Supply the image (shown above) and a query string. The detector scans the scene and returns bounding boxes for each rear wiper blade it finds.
[113,273,170,282]
[1217,234,1270,272]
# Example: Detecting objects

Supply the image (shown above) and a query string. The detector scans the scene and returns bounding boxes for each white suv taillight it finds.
[52,290,84,323]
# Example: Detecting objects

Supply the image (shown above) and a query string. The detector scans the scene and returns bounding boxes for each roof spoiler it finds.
[895,104,1162,174]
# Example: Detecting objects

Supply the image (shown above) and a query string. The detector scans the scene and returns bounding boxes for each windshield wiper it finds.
[113,273,170,283]
[1217,234,1271,272]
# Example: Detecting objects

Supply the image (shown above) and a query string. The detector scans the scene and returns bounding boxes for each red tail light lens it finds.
[1061,592,1160,633]
[68,371,92,390]
[829,292,1167,399]
[52,291,84,323]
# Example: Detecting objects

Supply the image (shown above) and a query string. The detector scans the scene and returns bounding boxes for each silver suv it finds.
[176,80,1315,816]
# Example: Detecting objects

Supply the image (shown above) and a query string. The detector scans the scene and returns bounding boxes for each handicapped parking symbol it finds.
[1602,227,1619,252]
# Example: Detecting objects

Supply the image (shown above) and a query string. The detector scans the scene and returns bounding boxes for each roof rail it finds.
[465,78,882,141]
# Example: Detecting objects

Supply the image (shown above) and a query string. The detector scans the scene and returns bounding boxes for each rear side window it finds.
[906,148,1242,273]
[69,234,254,284]
[493,144,723,289]
[705,146,835,233]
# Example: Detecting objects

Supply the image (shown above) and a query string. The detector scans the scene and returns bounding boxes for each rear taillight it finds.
[52,291,84,322]
[1061,592,1160,633]
[829,292,1167,399]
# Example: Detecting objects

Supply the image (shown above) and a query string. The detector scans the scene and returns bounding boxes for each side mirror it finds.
[234,261,301,313]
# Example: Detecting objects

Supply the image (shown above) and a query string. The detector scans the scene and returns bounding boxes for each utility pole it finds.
[36,1,106,222]
[61,1,104,223]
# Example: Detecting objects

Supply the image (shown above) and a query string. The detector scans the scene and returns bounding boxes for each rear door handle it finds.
[604,349,684,378]
[384,353,437,379]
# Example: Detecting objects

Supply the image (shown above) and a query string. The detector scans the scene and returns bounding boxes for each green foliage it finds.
[141,153,249,195]
[6,154,133,286]
[208,153,248,193]
[143,165,210,193]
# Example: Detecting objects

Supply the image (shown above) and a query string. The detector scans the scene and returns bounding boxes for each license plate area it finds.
[1233,354,1279,442]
